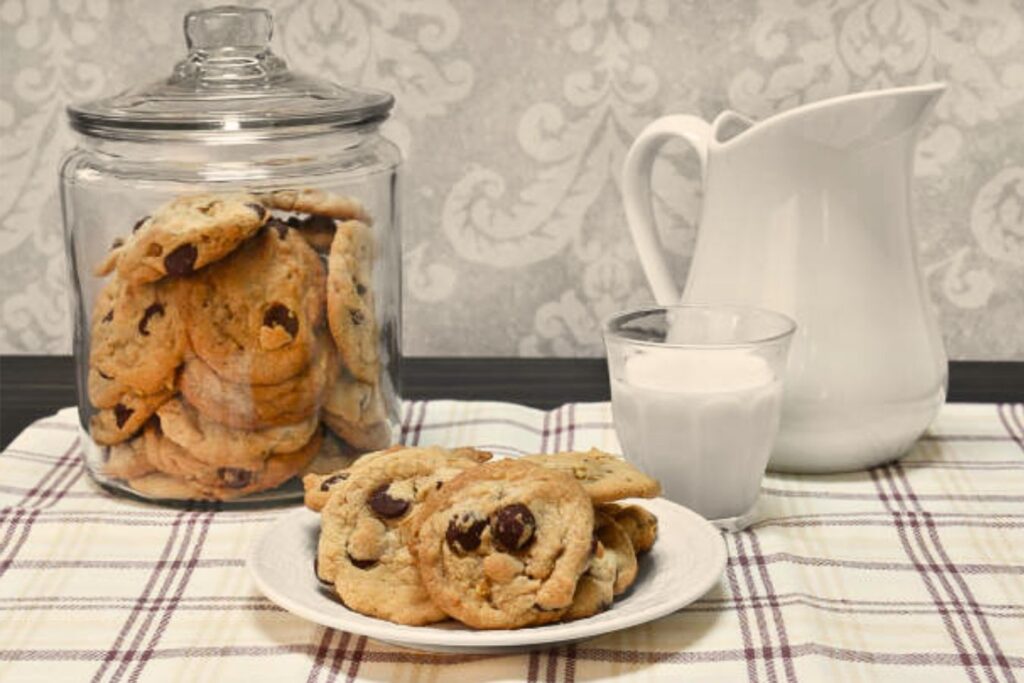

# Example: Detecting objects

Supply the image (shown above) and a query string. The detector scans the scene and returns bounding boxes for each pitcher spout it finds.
[714,82,946,151]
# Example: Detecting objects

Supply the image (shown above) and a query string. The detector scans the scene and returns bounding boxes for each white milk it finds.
[610,349,783,521]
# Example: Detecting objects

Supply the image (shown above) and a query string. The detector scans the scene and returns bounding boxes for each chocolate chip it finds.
[286,216,303,228]
[355,282,367,296]
[348,555,377,570]
[367,483,409,519]
[491,504,536,552]
[132,216,149,233]
[445,513,487,554]
[303,214,336,234]
[138,303,165,336]
[349,309,365,325]
[113,403,134,429]
[102,309,113,323]
[266,218,290,238]
[319,472,349,492]
[262,303,299,338]
[110,237,124,250]
[217,467,254,489]
[164,244,197,276]
[247,202,268,220]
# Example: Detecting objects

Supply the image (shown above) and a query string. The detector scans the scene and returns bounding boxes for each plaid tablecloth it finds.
[1,401,1022,682]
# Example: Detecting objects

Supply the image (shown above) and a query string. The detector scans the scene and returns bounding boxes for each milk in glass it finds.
[610,349,783,521]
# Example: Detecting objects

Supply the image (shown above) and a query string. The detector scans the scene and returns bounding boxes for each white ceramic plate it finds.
[248,498,726,653]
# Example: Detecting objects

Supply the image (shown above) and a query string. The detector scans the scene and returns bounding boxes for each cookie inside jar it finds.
[83,189,398,503]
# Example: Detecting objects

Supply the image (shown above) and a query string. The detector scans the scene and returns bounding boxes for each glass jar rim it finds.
[602,304,797,350]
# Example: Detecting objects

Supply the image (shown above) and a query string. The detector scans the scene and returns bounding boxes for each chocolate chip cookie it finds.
[326,220,379,384]
[315,446,492,625]
[522,449,661,504]
[155,397,320,466]
[321,371,390,450]
[115,193,268,285]
[179,333,335,429]
[301,445,405,512]
[138,425,322,500]
[564,511,642,620]
[89,275,186,397]
[563,538,618,622]
[184,223,326,386]
[102,434,155,479]
[89,388,173,445]
[598,503,658,554]
[594,510,638,595]
[258,188,370,223]
[412,459,595,629]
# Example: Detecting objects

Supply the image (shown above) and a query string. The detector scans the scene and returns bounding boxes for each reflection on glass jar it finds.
[59,6,402,504]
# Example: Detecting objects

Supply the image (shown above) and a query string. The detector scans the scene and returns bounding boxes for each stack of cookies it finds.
[88,189,393,501]
[303,447,661,628]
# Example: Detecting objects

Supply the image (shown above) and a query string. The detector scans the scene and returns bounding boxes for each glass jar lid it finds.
[67,5,394,139]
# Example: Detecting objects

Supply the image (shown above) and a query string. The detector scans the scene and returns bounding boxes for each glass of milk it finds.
[604,305,796,530]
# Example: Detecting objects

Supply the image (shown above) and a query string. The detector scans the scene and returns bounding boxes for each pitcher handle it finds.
[622,115,712,304]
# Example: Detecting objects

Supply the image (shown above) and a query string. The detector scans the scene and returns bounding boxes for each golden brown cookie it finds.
[321,415,391,453]
[184,225,326,386]
[102,435,155,479]
[595,510,638,595]
[412,460,594,629]
[301,444,404,512]
[139,426,322,500]
[301,445,482,512]
[125,472,206,500]
[258,189,370,223]
[179,334,335,429]
[326,220,379,384]
[88,275,186,397]
[115,193,269,284]
[155,398,320,466]
[522,449,661,504]
[315,446,492,625]
[563,539,617,622]
[89,389,173,445]
[321,370,388,444]
[598,503,658,554]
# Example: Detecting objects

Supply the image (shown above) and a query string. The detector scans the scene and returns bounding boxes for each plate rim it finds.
[247,498,726,650]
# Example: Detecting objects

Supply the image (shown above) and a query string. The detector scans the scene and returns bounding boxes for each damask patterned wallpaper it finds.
[1,0,1022,359]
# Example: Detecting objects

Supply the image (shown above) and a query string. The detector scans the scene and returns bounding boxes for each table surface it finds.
[1,398,1022,682]
[2,356,1022,450]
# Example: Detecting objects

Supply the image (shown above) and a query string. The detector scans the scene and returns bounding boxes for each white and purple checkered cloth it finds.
[1,401,1022,682]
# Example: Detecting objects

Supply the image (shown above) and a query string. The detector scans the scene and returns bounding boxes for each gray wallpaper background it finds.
[1,0,1022,359]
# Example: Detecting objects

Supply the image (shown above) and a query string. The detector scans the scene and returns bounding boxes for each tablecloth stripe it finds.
[1,401,1022,682]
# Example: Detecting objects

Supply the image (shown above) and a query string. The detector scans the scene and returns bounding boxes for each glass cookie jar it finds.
[59,6,402,504]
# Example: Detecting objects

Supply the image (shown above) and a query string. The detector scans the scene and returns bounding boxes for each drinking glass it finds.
[603,306,796,530]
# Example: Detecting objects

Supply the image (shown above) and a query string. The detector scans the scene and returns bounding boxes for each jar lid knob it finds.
[174,5,286,86]
[185,5,272,50]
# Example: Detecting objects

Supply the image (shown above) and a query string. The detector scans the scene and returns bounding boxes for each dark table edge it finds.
[2,356,1021,450]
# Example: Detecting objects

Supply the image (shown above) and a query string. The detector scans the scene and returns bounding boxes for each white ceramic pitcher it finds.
[622,84,948,473]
